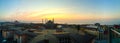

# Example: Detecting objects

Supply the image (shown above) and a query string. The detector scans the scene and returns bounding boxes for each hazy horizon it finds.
[0,0,120,25]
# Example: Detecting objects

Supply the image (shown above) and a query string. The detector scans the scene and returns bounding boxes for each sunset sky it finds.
[0,0,120,24]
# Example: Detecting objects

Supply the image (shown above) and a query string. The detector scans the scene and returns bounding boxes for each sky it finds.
[0,0,120,24]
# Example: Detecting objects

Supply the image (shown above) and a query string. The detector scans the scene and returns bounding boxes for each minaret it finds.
[52,18,54,23]
[45,18,47,23]
[42,19,43,24]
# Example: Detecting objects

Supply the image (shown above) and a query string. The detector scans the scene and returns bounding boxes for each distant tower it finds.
[45,18,48,23]
[52,18,54,23]
[42,19,43,24]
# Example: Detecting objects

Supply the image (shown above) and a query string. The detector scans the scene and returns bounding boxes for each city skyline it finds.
[0,0,120,25]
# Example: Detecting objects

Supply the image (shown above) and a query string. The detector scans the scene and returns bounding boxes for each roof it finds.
[69,33,96,43]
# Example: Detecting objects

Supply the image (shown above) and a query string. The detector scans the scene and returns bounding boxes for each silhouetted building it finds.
[45,20,55,29]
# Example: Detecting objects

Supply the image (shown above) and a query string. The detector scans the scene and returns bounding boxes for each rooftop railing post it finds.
[108,27,112,43]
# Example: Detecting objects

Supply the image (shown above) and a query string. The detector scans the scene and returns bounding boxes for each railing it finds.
[108,27,120,43]
[108,28,120,43]
[111,29,120,36]
[95,27,120,43]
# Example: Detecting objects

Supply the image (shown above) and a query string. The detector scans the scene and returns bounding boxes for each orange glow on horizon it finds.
[3,8,113,23]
